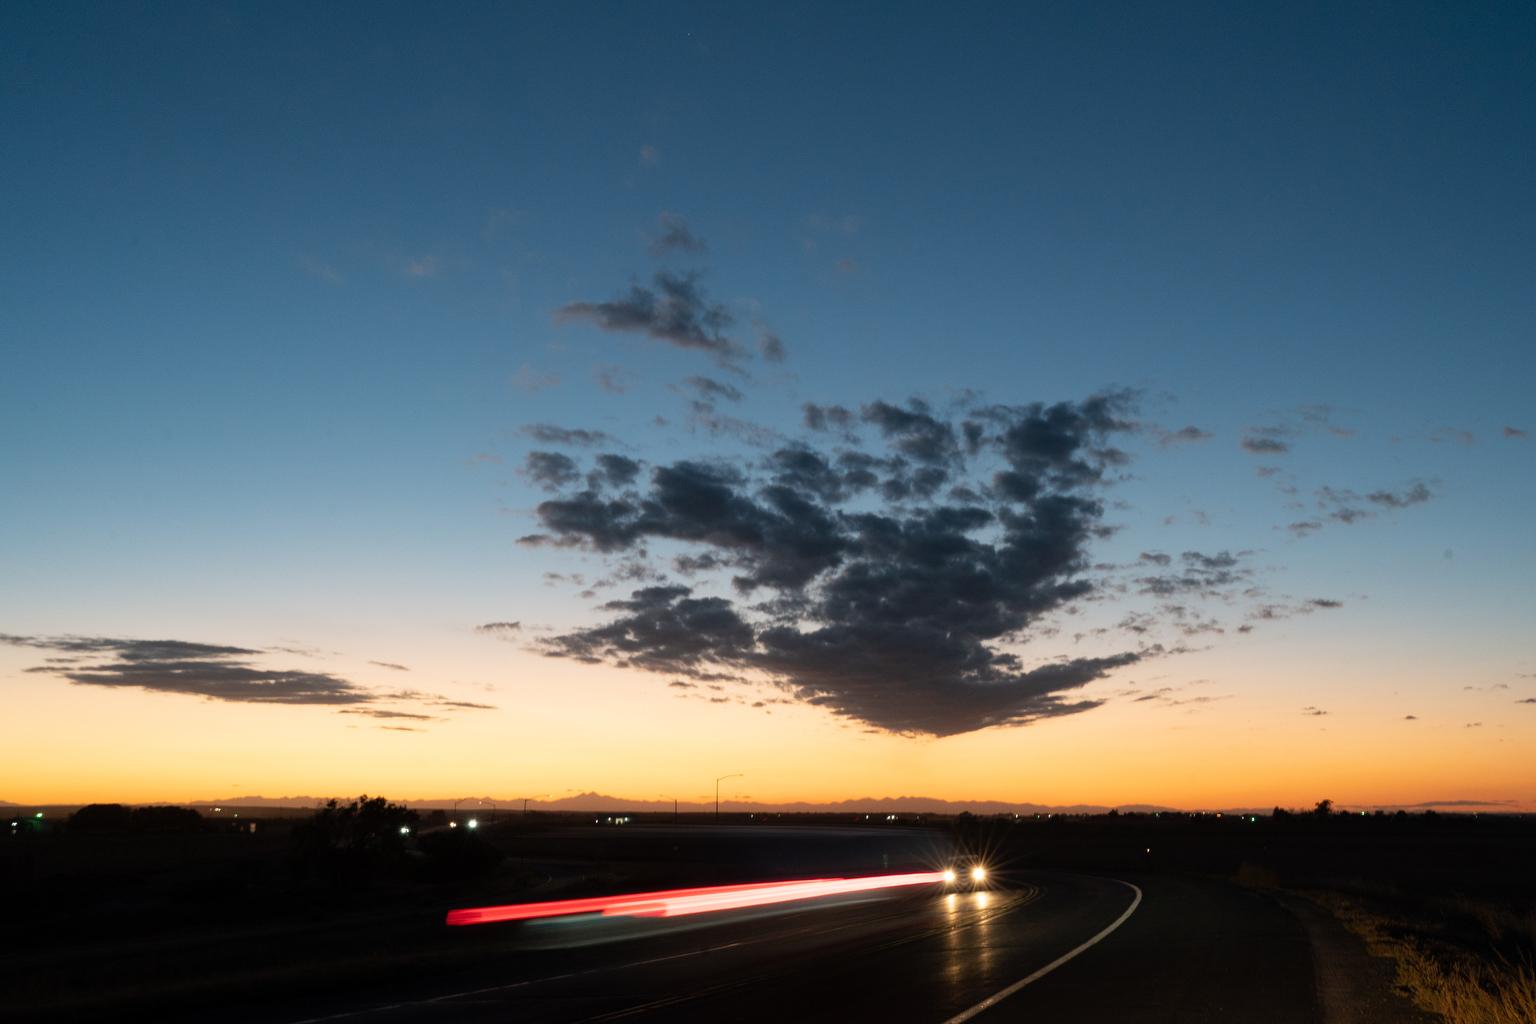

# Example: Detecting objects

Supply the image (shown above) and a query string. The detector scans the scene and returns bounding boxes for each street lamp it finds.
[715,773,743,819]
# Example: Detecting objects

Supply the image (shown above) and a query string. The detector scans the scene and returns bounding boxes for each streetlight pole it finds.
[715,773,743,820]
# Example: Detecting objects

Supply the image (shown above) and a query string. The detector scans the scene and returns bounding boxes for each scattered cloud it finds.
[639,144,659,167]
[684,376,744,403]
[803,402,855,434]
[1504,426,1528,439]
[1302,706,1328,716]
[1290,480,1434,536]
[521,424,616,447]
[649,212,707,257]
[474,622,522,636]
[758,331,787,363]
[556,271,741,362]
[368,661,410,672]
[1241,436,1290,455]
[1158,425,1213,446]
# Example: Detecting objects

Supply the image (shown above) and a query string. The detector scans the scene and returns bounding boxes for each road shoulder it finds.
[1272,892,1440,1024]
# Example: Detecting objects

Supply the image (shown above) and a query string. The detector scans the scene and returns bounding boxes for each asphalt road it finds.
[276,871,1416,1024]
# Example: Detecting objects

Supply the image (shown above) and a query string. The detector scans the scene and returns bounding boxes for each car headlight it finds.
[971,866,987,881]
[942,868,957,883]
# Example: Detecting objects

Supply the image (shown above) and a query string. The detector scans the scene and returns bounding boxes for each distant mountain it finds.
[188,792,1184,814]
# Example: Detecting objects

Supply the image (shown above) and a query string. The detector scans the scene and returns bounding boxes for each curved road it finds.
[279,871,1409,1023]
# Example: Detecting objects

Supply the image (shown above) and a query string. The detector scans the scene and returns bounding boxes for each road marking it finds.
[939,878,1143,1024]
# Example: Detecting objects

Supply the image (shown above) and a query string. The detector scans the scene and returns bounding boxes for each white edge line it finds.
[939,879,1143,1024]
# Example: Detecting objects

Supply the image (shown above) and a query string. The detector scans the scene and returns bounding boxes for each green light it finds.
[35,812,43,818]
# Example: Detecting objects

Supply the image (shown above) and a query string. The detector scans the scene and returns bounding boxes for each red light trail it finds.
[446,871,946,926]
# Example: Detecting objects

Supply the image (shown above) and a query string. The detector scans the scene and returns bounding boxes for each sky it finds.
[3,2,1534,810]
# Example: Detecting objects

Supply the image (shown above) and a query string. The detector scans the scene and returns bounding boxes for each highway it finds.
[270,869,1428,1023]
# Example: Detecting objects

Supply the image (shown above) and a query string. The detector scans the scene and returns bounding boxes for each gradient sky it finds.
[4,2,1534,810]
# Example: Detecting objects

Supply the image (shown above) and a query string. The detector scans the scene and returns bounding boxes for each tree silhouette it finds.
[292,795,419,889]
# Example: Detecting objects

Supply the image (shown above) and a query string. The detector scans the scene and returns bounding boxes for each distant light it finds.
[399,826,410,835]
[449,821,458,828]
[467,818,478,829]
[35,812,43,818]
[970,866,987,882]
[943,868,957,883]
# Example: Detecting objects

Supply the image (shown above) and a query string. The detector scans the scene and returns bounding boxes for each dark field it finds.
[4,805,1534,1021]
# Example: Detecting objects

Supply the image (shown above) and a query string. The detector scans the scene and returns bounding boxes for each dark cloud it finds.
[1159,425,1213,446]
[861,400,958,465]
[1138,552,1172,566]
[1241,436,1290,455]
[1517,698,1536,704]
[1404,714,1419,720]
[758,331,787,363]
[556,271,740,361]
[1308,598,1344,609]
[531,394,1150,735]
[803,402,855,433]
[591,454,641,488]
[2,633,373,705]
[1302,706,1328,716]
[684,376,744,403]
[1365,482,1432,509]
[521,424,616,447]
[339,709,437,720]
[649,212,706,257]
[1505,426,1528,439]
[2,634,490,718]
[475,621,522,635]
[524,451,582,491]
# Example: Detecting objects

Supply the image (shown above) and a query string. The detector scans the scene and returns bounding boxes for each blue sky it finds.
[3,2,1533,804]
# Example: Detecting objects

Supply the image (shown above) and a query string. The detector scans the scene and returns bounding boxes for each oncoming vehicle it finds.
[942,855,991,891]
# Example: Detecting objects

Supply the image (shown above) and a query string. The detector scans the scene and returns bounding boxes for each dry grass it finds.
[1308,890,1536,1024]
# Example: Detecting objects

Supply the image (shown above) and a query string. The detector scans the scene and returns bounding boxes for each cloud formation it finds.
[516,393,1155,735]
[521,424,617,447]
[556,271,741,361]
[1241,436,1290,455]
[2,634,494,717]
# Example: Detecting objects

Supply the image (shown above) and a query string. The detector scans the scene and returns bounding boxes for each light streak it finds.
[446,870,945,926]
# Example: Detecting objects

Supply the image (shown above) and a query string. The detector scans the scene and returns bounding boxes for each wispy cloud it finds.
[2,634,492,718]
[649,213,707,257]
